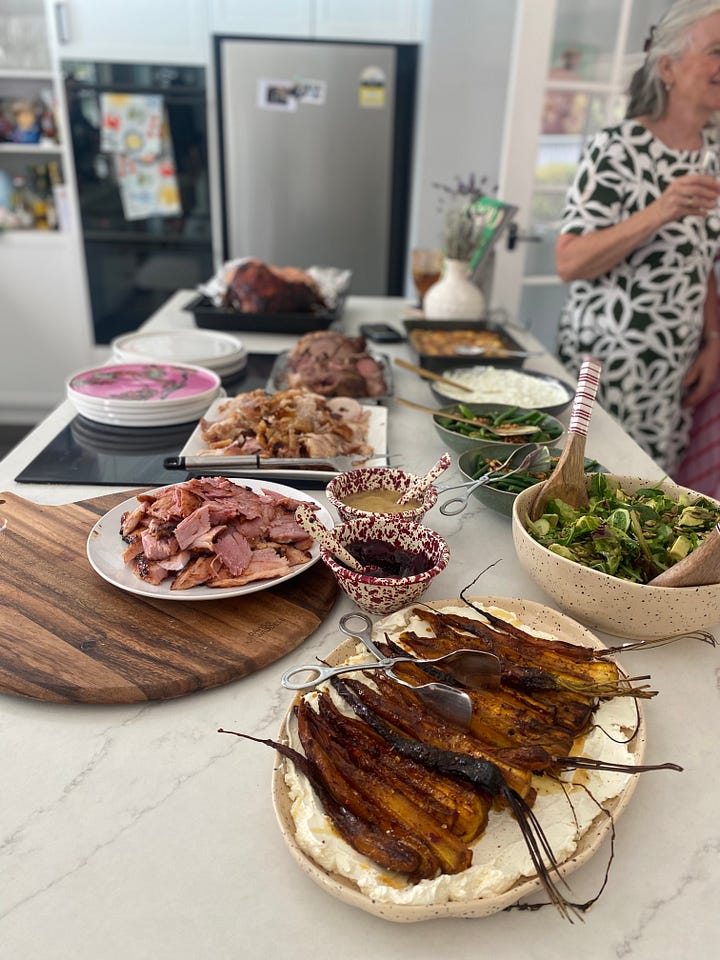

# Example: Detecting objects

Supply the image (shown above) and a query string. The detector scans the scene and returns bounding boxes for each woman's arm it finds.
[683,270,720,408]
[556,173,720,282]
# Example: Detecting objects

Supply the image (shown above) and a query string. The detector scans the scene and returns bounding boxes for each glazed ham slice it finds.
[120,477,320,592]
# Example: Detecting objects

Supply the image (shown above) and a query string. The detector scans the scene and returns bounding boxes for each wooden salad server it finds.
[528,356,602,522]
[393,357,473,392]
[649,521,720,587]
[395,397,539,436]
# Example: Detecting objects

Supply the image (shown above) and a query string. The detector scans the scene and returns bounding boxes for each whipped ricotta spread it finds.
[284,603,638,906]
[438,366,569,407]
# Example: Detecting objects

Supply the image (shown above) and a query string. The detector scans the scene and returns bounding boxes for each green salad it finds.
[436,405,562,445]
[526,473,720,584]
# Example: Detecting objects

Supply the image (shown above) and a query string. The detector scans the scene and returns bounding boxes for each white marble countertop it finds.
[1,294,718,959]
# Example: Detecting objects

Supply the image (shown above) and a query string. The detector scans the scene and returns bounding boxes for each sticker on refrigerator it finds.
[294,79,326,105]
[359,66,386,109]
[257,79,298,112]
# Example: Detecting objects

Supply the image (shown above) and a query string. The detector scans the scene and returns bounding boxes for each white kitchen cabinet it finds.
[50,0,210,64]
[0,0,94,423]
[209,0,312,37]
[314,0,427,42]
[0,231,94,418]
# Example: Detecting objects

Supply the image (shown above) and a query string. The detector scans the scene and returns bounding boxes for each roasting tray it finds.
[403,318,528,372]
[185,292,346,334]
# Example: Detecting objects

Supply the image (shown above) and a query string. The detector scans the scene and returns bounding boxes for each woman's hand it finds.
[653,173,720,225]
[683,338,720,407]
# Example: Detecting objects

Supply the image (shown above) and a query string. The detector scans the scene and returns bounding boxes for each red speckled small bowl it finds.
[320,515,450,615]
[326,467,438,523]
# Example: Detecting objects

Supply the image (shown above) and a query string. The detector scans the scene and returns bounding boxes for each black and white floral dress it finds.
[557,120,720,474]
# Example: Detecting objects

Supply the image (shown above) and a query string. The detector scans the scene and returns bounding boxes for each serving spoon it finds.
[396,453,452,505]
[528,357,602,521]
[294,503,365,572]
[395,397,540,436]
[393,357,473,393]
[648,521,720,587]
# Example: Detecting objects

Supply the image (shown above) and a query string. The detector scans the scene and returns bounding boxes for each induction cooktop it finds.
[15,353,279,488]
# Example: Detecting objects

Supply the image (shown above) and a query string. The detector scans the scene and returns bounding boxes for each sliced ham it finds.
[171,555,219,590]
[120,504,147,536]
[209,548,289,587]
[140,529,180,561]
[213,524,252,576]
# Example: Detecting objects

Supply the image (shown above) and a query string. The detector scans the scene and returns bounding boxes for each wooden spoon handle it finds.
[528,357,601,520]
[393,357,473,392]
[568,358,602,438]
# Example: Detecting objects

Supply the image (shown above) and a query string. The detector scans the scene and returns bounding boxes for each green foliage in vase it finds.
[432,172,497,262]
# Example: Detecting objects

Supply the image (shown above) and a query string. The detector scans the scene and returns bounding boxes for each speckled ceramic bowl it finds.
[432,403,565,455]
[319,516,450,615]
[512,474,720,639]
[326,466,439,524]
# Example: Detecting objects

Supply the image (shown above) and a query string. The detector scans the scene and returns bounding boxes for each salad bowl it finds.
[512,473,720,639]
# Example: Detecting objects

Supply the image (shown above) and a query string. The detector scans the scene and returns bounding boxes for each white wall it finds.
[409,0,517,261]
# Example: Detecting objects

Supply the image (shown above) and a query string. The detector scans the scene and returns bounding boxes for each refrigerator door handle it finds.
[54,2,71,44]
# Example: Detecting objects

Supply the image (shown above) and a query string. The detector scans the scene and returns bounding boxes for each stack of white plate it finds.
[66,362,222,428]
[110,329,247,379]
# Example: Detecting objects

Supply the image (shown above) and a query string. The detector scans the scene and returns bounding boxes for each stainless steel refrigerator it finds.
[214,36,417,295]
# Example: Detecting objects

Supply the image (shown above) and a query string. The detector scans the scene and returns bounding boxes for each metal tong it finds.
[164,453,399,473]
[281,611,501,728]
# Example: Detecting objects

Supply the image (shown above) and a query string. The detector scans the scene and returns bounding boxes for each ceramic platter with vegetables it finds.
[432,402,565,455]
[255,596,674,923]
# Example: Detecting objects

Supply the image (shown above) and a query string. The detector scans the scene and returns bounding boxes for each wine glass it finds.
[411,248,443,309]
[700,146,720,178]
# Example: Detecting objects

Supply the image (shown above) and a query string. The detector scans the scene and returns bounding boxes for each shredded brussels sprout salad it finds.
[526,473,720,584]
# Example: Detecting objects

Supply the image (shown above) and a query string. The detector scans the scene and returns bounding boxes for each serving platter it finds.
[178,398,388,482]
[271,596,646,922]
[185,292,346,334]
[429,368,575,418]
[266,350,393,404]
[87,478,333,601]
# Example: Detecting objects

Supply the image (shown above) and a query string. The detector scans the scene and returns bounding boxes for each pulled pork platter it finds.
[86,476,333,600]
[236,597,684,922]
[183,388,383,463]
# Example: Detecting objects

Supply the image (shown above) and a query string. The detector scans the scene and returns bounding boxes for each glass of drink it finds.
[411,248,443,309]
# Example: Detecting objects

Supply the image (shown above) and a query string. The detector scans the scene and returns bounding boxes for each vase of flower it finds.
[423,258,485,319]
[422,173,489,319]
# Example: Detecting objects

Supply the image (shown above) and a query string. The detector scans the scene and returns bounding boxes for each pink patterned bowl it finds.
[325,467,438,524]
[319,515,450,615]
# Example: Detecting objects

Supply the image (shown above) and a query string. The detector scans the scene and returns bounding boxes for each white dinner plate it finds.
[111,329,247,373]
[86,478,333,601]
[271,596,646,921]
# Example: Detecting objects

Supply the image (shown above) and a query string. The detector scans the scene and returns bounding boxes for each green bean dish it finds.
[436,405,563,445]
[471,453,599,494]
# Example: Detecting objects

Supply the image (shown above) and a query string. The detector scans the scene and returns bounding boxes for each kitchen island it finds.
[1,294,718,959]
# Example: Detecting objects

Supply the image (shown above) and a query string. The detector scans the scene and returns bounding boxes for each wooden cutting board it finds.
[0,490,339,704]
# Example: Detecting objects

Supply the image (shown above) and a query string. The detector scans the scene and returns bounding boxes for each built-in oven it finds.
[63,61,213,344]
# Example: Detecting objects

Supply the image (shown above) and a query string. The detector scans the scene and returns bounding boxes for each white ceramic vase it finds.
[423,258,485,320]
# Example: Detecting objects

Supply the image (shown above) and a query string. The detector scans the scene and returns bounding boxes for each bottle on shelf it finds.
[10,176,34,229]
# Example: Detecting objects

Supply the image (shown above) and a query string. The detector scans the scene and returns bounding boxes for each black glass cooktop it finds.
[15,353,278,488]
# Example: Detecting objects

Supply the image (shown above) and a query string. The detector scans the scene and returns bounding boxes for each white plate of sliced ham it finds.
[86,476,333,600]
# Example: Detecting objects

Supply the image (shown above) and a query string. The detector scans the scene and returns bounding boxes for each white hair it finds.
[626,0,720,118]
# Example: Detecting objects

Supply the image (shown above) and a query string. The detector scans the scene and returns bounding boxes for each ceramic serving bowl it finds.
[512,473,720,639]
[319,515,450,616]
[326,466,438,523]
[429,368,575,417]
[432,402,565,455]
[457,444,604,518]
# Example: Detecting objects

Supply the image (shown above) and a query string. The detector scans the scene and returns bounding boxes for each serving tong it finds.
[281,611,501,728]
[163,452,400,473]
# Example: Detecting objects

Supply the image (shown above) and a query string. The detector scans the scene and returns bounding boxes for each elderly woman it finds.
[555,0,720,474]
